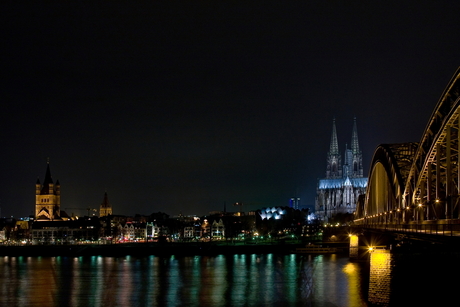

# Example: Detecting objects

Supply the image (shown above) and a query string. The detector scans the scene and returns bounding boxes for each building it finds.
[290,197,300,210]
[211,219,225,239]
[146,222,160,240]
[35,162,61,221]
[99,192,112,217]
[31,219,101,244]
[315,118,368,221]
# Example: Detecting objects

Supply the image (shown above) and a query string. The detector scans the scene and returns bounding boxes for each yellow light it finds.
[350,235,359,248]
[343,262,356,274]
[368,246,374,252]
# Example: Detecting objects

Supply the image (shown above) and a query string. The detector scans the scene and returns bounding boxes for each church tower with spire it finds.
[326,118,342,179]
[350,117,364,178]
[99,192,112,217]
[35,161,61,221]
[315,119,368,221]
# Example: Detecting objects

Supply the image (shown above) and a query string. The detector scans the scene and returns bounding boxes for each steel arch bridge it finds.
[354,67,460,231]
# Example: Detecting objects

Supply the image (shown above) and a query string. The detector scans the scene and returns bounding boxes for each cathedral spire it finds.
[350,117,364,178]
[326,118,342,178]
[351,117,360,154]
[329,118,339,155]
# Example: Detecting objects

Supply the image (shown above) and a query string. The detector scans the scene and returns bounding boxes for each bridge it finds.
[353,67,460,239]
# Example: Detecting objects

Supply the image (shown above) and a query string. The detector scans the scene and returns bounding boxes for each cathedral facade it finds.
[315,118,368,221]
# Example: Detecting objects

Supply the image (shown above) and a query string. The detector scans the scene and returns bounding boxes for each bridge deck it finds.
[355,223,460,237]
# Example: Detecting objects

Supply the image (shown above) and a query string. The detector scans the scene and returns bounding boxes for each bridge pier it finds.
[349,234,359,259]
[348,231,391,260]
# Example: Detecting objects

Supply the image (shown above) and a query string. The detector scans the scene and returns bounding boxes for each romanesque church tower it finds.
[315,118,368,221]
[35,162,61,220]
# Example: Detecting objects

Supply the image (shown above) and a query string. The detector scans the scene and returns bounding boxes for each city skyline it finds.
[2,2,460,217]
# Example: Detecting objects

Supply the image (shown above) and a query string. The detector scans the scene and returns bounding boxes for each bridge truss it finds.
[355,67,460,226]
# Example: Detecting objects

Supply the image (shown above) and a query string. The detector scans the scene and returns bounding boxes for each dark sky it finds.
[2,1,460,217]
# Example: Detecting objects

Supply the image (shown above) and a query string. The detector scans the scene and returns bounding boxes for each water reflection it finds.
[368,250,392,306]
[0,254,367,306]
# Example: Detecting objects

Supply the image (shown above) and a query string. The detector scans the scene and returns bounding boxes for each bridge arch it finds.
[355,144,416,224]
[355,67,460,225]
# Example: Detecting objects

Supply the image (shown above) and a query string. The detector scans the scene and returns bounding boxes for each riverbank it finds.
[0,241,350,257]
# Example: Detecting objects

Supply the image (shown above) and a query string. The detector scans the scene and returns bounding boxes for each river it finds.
[0,251,457,306]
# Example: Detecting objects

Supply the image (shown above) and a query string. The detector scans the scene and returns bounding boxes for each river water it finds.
[0,252,457,307]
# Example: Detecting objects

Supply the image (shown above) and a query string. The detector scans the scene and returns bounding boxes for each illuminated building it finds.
[315,118,368,221]
[290,197,300,209]
[99,191,112,217]
[123,223,135,240]
[211,219,225,239]
[201,219,210,238]
[259,207,286,220]
[35,161,61,221]
[146,222,160,239]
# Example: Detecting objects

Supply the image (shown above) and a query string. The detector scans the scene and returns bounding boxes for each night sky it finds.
[2,1,460,218]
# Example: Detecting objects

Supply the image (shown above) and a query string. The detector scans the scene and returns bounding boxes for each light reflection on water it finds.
[0,254,367,307]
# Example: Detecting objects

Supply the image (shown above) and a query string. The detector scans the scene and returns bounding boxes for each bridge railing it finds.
[358,223,460,237]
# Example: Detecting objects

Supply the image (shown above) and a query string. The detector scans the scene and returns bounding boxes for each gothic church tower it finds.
[350,117,364,177]
[315,118,368,221]
[326,118,342,178]
[342,118,364,178]
[35,162,61,221]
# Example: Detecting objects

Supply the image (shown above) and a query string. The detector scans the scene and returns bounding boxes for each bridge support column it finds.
[404,194,412,222]
[436,144,444,219]
[446,126,452,219]
[457,116,460,219]
[420,181,426,222]
[349,234,359,259]
[427,162,432,219]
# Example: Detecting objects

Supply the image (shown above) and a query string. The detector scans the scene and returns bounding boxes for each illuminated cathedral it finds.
[315,118,368,221]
